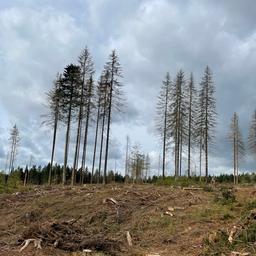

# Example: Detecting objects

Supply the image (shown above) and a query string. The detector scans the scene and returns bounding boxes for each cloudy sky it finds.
[0,0,256,175]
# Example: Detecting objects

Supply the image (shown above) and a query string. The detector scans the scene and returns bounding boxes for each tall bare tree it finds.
[80,75,94,184]
[228,112,244,184]
[155,72,172,178]
[130,144,145,183]
[145,153,151,181]
[8,124,20,172]
[198,66,217,179]
[97,71,110,183]
[43,74,63,185]
[103,50,124,184]
[91,81,103,184]
[169,70,187,178]
[125,135,130,180]
[248,110,256,164]
[186,73,197,177]
[72,47,94,185]
[60,64,81,185]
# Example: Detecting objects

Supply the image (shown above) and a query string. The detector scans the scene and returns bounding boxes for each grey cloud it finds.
[0,0,256,174]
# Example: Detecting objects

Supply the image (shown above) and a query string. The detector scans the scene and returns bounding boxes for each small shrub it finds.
[245,200,256,211]
[221,213,234,220]
[215,189,236,205]
[203,185,214,192]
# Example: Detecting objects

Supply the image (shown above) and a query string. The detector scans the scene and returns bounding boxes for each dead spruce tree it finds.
[198,66,217,179]
[103,50,124,184]
[130,144,145,183]
[144,153,151,181]
[91,80,104,184]
[169,70,187,178]
[228,112,244,184]
[155,72,172,178]
[98,71,110,183]
[125,135,130,180]
[248,110,256,163]
[72,47,94,186]
[43,74,63,185]
[60,64,81,185]
[8,124,20,172]
[186,73,197,177]
[80,75,94,184]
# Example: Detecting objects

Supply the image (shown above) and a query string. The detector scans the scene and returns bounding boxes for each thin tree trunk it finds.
[63,89,73,185]
[103,80,114,185]
[205,85,209,180]
[162,85,168,178]
[49,116,58,185]
[72,97,84,186]
[98,104,106,183]
[24,168,28,187]
[199,135,202,181]
[179,122,183,176]
[81,79,93,184]
[188,83,192,178]
[233,135,236,185]
[125,136,129,182]
[91,100,100,184]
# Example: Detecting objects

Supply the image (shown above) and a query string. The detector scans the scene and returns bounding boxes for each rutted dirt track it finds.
[0,184,255,256]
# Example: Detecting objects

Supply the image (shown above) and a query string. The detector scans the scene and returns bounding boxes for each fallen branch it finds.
[230,252,250,256]
[164,211,174,217]
[228,226,237,244]
[103,198,118,205]
[19,239,42,252]
[167,206,185,212]
[183,187,203,191]
[126,231,132,247]
[83,249,93,255]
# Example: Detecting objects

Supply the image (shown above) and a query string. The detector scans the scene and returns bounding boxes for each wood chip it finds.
[228,226,237,244]
[126,231,133,247]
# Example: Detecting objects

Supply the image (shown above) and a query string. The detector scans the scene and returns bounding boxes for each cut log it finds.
[228,226,237,244]
[164,211,174,217]
[19,239,42,252]
[103,198,118,205]
[183,187,203,190]
[83,249,93,255]
[126,231,132,247]
[167,206,185,212]
[230,252,250,256]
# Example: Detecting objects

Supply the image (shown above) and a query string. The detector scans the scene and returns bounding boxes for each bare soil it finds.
[0,184,255,256]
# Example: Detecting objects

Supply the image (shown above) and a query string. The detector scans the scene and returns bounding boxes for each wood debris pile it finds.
[21,220,121,255]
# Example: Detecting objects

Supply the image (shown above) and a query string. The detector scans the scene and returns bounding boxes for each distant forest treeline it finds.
[1,164,256,193]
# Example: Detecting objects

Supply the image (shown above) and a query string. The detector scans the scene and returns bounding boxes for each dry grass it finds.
[0,184,255,256]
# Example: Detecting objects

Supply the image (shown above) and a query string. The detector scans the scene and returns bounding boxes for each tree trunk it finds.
[233,135,236,185]
[103,79,114,185]
[63,89,73,185]
[71,92,84,186]
[98,103,106,183]
[91,99,100,184]
[162,86,168,179]
[199,135,202,181]
[49,116,58,185]
[188,84,192,178]
[81,79,93,184]
[205,85,209,180]
[179,122,183,177]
